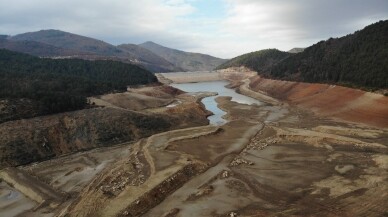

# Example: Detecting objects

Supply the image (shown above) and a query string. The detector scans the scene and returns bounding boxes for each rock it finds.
[230,211,238,217]
[230,157,254,166]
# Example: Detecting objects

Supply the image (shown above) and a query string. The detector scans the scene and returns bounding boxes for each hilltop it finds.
[222,20,388,90]
[288,48,304,53]
[117,43,182,72]
[11,29,128,57]
[4,30,228,72]
[216,49,290,73]
[270,20,388,89]
[139,41,227,71]
[0,37,90,57]
[6,30,181,72]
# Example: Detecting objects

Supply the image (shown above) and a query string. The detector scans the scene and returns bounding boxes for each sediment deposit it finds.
[248,76,388,128]
[157,67,256,84]
[1,70,387,217]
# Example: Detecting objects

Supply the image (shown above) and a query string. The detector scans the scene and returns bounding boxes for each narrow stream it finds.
[171,81,262,125]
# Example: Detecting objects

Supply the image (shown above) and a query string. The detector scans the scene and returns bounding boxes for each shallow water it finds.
[171,81,262,125]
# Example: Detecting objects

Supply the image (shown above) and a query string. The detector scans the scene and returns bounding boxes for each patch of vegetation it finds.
[0,49,157,121]
[219,21,388,90]
[269,20,388,89]
[216,49,290,72]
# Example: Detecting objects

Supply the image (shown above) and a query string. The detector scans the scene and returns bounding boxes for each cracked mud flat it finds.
[1,79,387,217]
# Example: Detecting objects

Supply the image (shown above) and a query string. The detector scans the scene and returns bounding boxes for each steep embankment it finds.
[0,104,209,169]
[0,108,171,168]
[249,76,388,128]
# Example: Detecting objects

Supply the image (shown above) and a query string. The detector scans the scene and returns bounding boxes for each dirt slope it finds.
[249,76,388,128]
[0,85,209,169]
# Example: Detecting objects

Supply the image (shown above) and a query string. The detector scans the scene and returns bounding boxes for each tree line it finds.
[217,20,388,90]
[0,49,157,118]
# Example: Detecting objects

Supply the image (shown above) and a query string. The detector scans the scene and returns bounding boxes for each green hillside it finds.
[216,49,290,73]
[0,49,157,122]
[11,30,125,57]
[270,20,388,89]
[117,43,181,72]
[10,30,182,72]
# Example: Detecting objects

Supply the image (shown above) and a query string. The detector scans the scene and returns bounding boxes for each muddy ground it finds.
[0,74,387,217]
[140,97,388,217]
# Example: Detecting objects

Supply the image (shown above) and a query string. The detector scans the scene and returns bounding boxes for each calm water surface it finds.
[171,81,262,125]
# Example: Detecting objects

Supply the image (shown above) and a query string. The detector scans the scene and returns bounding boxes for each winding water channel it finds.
[171,81,262,125]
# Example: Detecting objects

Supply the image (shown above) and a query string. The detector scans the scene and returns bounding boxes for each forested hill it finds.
[0,49,157,122]
[270,20,388,89]
[9,30,183,72]
[216,49,290,72]
[220,20,388,90]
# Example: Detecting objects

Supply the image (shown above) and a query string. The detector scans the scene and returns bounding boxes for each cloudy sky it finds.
[0,0,387,58]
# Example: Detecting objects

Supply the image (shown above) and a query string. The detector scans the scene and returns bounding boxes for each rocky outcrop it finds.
[0,106,208,168]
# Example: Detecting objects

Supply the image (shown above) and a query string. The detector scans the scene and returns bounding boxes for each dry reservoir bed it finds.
[0,81,387,217]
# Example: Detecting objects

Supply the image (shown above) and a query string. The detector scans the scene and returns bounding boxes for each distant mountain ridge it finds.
[11,30,126,57]
[3,30,226,72]
[9,30,181,72]
[139,41,227,71]
[117,43,182,72]
[0,37,91,57]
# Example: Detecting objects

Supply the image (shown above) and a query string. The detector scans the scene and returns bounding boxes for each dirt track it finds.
[65,91,387,217]
[1,70,387,217]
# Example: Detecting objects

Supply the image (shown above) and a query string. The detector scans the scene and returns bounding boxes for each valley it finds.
[0,17,387,217]
[0,68,387,217]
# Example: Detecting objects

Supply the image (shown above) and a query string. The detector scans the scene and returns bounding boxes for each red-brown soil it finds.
[249,76,388,128]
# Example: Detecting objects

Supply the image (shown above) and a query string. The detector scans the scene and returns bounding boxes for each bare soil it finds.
[249,76,388,128]
[1,73,387,217]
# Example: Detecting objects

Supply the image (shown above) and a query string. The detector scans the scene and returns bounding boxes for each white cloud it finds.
[0,0,387,58]
[0,0,195,38]
[213,0,388,57]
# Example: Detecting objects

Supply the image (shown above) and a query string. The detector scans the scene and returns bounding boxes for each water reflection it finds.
[171,81,262,125]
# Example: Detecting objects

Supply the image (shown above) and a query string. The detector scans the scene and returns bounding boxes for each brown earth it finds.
[1,73,387,217]
[142,96,388,217]
[89,85,184,111]
[156,67,256,85]
[248,76,388,128]
[0,85,209,169]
